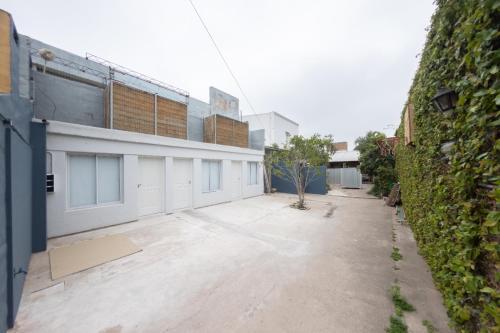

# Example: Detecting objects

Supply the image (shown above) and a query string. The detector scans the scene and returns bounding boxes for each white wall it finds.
[272,112,299,147]
[242,112,299,147]
[242,113,272,145]
[46,121,264,237]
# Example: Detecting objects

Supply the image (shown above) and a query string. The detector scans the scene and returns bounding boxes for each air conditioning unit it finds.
[46,174,54,193]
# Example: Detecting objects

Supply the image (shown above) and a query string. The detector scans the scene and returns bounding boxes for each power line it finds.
[187,0,266,128]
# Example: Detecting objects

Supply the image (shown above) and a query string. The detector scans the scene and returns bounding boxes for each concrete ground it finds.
[393,212,452,333]
[10,188,451,333]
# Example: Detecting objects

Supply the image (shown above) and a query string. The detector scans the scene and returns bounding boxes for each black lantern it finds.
[432,87,458,112]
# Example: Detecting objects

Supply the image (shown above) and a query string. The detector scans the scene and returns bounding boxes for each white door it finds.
[138,157,164,216]
[172,159,192,210]
[231,161,242,199]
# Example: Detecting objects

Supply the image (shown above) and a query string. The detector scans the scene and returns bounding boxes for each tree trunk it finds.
[297,178,305,209]
[263,164,271,193]
[298,191,305,209]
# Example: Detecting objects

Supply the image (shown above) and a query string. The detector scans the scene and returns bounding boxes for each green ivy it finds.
[355,131,397,197]
[395,1,499,332]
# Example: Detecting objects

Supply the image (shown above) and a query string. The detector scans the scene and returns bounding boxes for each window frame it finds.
[202,159,222,193]
[67,153,123,209]
[248,161,259,185]
[46,152,53,174]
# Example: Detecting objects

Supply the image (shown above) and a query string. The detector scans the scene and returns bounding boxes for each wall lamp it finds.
[432,87,458,112]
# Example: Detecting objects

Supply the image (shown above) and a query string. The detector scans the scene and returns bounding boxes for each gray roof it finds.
[330,150,360,162]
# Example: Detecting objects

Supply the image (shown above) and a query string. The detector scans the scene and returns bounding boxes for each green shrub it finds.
[396,1,499,331]
[391,247,403,261]
[386,315,408,333]
[355,131,396,197]
[422,320,438,333]
[391,285,415,312]
[372,164,397,197]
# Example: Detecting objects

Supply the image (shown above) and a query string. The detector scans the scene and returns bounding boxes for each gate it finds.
[326,168,341,185]
[327,168,362,189]
[340,167,362,189]
[5,127,32,327]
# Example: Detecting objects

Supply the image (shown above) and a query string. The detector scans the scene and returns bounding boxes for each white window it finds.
[285,131,291,144]
[202,160,221,192]
[68,154,122,208]
[46,152,53,174]
[248,162,258,185]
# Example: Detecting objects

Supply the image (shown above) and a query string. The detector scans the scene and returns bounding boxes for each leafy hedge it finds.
[355,131,397,196]
[395,1,499,332]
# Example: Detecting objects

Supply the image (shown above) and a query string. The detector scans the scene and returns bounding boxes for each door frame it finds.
[138,156,166,217]
[172,158,193,211]
[231,160,243,200]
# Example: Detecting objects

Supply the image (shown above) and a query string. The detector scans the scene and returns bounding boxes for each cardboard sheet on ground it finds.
[49,234,141,280]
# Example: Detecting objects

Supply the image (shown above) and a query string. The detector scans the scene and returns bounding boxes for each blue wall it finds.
[0,11,39,330]
[271,165,327,195]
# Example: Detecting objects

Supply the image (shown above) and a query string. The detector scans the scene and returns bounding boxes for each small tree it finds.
[269,134,334,209]
[263,148,275,193]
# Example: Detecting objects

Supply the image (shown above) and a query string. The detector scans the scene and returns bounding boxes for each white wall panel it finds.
[46,121,264,236]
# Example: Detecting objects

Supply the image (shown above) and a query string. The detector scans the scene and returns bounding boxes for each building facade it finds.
[46,121,263,237]
[0,9,265,329]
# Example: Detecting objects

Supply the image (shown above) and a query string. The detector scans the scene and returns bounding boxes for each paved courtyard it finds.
[11,189,450,332]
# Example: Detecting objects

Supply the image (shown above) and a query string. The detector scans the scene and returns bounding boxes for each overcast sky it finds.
[4,0,435,148]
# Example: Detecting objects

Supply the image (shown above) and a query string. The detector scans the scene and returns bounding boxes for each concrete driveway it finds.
[11,190,445,332]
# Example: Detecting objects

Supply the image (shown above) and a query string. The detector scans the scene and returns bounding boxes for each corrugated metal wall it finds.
[327,168,342,185]
[327,168,362,188]
[0,10,41,329]
[340,168,362,189]
[271,165,327,195]
[6,127,32,328]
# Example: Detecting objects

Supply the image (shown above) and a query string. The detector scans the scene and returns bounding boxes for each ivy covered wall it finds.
[396,1,499,331]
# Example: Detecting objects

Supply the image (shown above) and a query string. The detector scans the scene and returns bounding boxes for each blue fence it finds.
[271,165,327,195]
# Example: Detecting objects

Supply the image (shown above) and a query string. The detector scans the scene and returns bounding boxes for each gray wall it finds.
[249,129,265,150]
[209,86,240,120]
[6,127,32,327]
[187,97,210,142]
[327,168,342,185]
[31,122,46,252]
[23,35,188,105]
[33,71,104,127]
[0,115,8,333]
[187,115,204,142]
[21,35,108,87]
[0,13,34,330]
[24,35,253,148]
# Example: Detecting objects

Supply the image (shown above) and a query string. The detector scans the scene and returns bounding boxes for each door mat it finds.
[49,234,141,280]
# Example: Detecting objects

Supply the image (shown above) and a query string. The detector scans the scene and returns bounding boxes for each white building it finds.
[46,121,264,237]
[242,111,299,147]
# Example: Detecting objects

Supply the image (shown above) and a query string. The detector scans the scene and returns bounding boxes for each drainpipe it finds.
[154,93,158,135]
[109,80,114,129]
